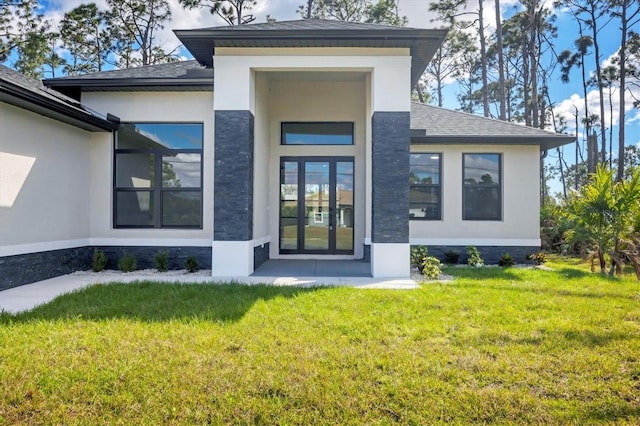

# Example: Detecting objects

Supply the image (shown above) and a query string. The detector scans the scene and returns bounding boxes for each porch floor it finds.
[252,259,372,277]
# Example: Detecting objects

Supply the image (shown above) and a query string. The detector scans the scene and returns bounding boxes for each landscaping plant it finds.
[420,255,442,279]
[185,256,199,273]
[118,254,137,273]
[466,246,484,267]
[410,245,429,273]
[155,250,169,272]
[499,252,514,267]
[443,250,460,264]
[91,249,108,272]
[528,252,548,266]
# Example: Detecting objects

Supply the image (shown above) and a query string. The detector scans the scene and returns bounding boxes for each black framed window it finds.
[410,153,441,220]
[463,153,501,221]
[282,122,354,145]
[114,123,203,228]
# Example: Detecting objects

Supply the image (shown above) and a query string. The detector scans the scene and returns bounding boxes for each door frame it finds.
[279,156,355,255]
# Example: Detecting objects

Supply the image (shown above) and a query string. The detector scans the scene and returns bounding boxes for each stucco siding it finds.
[81,91,214,244]
[409,144,541,245]
[0,103,91,252]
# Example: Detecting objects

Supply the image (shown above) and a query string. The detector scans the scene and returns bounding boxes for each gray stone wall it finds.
[415,245,541,265]
[0,247,91,291]
[0,246,212,291]
[371,111,410,243]
[253,242,270,270]
[91,246,212,271]
[214,110,254,241]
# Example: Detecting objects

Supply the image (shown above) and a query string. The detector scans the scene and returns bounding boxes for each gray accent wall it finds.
[418,245,540,265]
[0,246,212,291]
[371,111,410,243]
[214,110,254,241]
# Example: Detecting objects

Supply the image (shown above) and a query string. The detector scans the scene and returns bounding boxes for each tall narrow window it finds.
[114,123,203,228]
[463,153,501,221]
[410,153,441,220]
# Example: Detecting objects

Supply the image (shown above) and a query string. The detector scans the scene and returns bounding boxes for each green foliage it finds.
[443,250,461,264]
[410,245,429,273]
[155,250,169,272]
[117,253,137,273]
[564,165,640,275]
[528,252,548,266]
[185,256,199,273]
[92,249,108,272]
[466,246,484,267]
[499,252,514,267]
[420,255,442,279]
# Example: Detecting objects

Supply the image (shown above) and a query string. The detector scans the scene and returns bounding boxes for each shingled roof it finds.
[410,102,574,149]
[174,19,447,86]
[0,65,116,132]
[43,60,212,99]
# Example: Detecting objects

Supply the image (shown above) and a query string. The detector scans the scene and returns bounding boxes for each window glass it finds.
[115,191,154,226]
[116,123,203,149]
[114,123,203,228]
[162,192,201,227]
[410,153,441,220]
[282,122,353,145]
[115,153,154,188]
[463,154,501,220]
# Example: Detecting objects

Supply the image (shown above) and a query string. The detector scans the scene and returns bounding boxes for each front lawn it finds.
[1,262,639,424]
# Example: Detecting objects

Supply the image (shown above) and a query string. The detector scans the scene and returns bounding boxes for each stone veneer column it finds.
[212,110,255,276]
[371,111,410,277]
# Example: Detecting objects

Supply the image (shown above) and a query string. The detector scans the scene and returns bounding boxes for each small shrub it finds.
[528,252,548,266]
[411,245,429,273]
[155,250,169,272]
[444,250,460,264]
[92,249,108,272]
[185,256,199,273]
[499,252,515,267]
[421,255,442,279]
[467,246,484,267]
[118,254,137,273]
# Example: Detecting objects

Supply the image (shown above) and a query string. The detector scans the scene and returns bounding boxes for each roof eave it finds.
[0,81,117,132]
[44,77,214,90]
[410,134,576,150]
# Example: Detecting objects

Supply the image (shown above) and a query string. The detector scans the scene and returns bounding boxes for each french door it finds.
[280,157,354,254]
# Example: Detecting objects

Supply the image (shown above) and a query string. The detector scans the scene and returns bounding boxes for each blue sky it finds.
[35,0,640,195]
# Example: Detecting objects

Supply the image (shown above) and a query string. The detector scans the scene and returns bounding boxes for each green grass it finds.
[1,261,639,424]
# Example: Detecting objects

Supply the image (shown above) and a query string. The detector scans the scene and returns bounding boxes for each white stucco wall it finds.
[409,144,541,246]
[0,103,92,255]
[253,72,270,245]
[81,91,214,246]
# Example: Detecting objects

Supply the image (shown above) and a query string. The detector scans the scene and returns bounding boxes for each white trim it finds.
[371,243,410,278]
[89,238,212,247]
[409,238,541,246]
[1,238,213,257]
[0,239,89,257]
[212,240,254,276]
[253,236,271,247]
[364,238,371,245]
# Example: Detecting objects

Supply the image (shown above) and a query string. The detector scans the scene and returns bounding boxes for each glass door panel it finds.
[303,162,330,251]
[336,161,354,251]
[279,157,354,254]
[280,161,298,251]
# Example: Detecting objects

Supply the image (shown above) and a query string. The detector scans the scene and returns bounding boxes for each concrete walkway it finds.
[0,269,418,314]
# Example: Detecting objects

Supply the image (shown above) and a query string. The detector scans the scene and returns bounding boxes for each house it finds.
[0,19,574,290]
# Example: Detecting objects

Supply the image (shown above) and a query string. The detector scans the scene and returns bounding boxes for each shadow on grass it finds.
[1,281,328,324]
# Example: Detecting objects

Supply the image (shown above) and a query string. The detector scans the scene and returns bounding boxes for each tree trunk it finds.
[478,0,490,117]
[617,2,628,181]
[495,0,506,120]
[588,3,607,165]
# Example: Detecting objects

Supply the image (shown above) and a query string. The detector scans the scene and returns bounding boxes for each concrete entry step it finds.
[252,260,371,277]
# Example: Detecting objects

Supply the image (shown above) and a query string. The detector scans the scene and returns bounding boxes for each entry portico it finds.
[175,21,447,277]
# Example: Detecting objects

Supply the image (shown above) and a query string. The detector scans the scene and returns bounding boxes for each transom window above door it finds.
[281,122,354,145]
